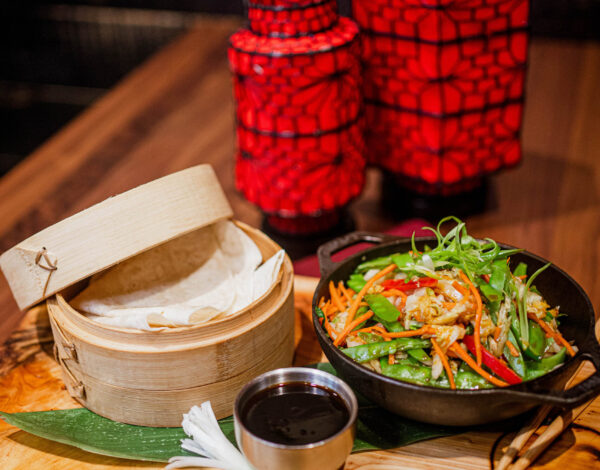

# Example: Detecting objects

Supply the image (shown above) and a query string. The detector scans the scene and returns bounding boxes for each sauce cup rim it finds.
[234,366,358,450]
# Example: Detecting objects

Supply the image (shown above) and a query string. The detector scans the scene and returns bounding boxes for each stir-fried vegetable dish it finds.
[317,217,576,389]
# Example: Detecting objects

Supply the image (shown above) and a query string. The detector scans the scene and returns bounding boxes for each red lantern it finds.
[353,0,529,195]
[229,0,365,234]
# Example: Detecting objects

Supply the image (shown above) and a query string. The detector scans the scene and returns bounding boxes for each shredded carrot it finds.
[319,297,326,309]
[431,339,456,390]
[459,271,483,366]
[528,313,576,357]
[371,326,390,336]
[452,281,470,297]
[334,310,375,347]
[381,325,432,339]
[323,300,337,318]
[325,301,343,319]
[443,302,457,309]
[493,326,501,341]
[339,286,349,309]
[339,282,353,305]
[322,311,337,340]
[353,326,375,334]
[449,343,509,387]
[384,335,395,364]
[326,309,339,319]
[329,280,345,312]
[517,274,527,280]
[506,339,520,357]
[446,349,459,358]
[381,289,405,297]
[343,264,397,329]
[352,325,389,339]
[381,289,408,310]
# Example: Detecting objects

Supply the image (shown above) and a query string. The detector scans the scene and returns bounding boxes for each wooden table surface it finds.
[0,15,599,469]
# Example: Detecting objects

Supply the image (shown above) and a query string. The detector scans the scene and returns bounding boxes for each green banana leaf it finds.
[0,363,459,462]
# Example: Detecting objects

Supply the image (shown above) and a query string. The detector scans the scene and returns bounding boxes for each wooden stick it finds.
[495,364,584,470]
[495,405,552,470]
[510,397,595,470]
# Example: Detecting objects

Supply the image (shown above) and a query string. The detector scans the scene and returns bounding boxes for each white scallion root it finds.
[165,402,256,470]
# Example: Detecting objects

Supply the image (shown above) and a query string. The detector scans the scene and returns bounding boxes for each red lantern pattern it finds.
[353,0,529,195]
[229,0,364,233]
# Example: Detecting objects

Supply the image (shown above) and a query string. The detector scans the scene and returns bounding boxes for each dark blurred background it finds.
[1,0,598,177]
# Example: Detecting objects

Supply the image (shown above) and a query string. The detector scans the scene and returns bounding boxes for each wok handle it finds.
[317,231,399,278]
[500,336,600,408]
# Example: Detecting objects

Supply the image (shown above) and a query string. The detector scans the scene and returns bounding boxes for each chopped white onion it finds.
[431,353,443,380]
[421,254,435,271]
[363,269,380,281]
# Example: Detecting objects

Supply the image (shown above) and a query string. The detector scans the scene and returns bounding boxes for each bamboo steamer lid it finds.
[0,164,295,426]
[0,164,233,310]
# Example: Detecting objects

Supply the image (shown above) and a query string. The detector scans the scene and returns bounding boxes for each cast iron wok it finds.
[312,232,600,426]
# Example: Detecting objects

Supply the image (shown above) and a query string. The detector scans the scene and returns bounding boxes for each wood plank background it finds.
[1,18,598,345]
[0,15,599,469]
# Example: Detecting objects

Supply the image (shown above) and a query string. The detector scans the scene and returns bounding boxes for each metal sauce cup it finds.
[234,367,358,470]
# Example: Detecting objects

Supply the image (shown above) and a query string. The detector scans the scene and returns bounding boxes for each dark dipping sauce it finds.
[240,381,350,446]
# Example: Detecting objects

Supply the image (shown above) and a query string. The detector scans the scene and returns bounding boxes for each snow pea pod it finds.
[490,259,509,292]
[455,370,494,389]
[351,305,370,329]
[480,248,522,261]
[379,320,431,365]
[510,317,546,361]
[380,358,450,388]
[365,294,401,323]
[355,255,393,273]
[341,338,431,363]
[513,262,528,278]
[504,329,527,378]
[407,348,432,365]
[478,282,502,302]
[525,348,567,380]
[524,321,547,361]
[381,320,404,332]
[391,253,413,268]
[454,363,494,389]
[347,273,366,292]
[357,332,383,344]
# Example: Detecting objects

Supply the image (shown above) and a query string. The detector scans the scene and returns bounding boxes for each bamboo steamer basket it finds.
[0,165,295,426]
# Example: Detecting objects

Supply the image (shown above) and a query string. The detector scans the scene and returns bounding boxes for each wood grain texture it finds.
[42,222,294,426]
[1,22,598,343]
[0,279,598,470]
[0,13,599,470]
[0,165,233,310]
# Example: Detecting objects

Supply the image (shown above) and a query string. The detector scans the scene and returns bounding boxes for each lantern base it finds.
[381,173,491,221]
[261,209,356,260]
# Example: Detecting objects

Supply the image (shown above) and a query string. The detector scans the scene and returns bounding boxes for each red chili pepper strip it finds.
[463,335,522,385]
[381,277,438,292]
[450,343,509,388]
